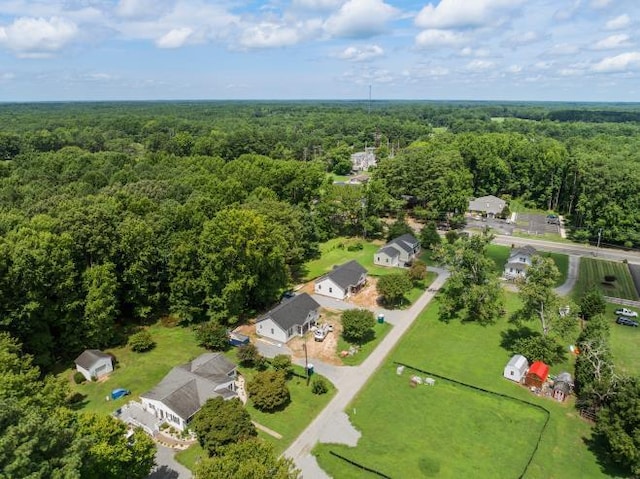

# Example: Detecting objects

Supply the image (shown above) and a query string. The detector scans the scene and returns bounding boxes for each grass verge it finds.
[336,321,392,366]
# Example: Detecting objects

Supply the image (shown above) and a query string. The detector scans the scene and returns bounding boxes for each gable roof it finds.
[74,349,111,370]
[468,195,506,214]
[510,245,537,259]
[381,234,420,254]
[141,353,236,420]
[378,245,400,258]
[527,361,550,381]
[257,292,320,332]
[506,354,528,371]
[320,260,368,290]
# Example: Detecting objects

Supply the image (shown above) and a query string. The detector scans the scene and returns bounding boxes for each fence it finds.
[328,451,392,479]
[604,296,640,308]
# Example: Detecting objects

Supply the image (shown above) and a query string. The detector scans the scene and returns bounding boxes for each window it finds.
[271,328,274,335]
[510,371,514,376]
[329,287,332,293]
[317,285,321,289]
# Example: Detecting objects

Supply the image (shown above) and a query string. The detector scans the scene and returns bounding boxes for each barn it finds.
[524,361,550,389]
[552,372,574,402]
[503,354,529,383]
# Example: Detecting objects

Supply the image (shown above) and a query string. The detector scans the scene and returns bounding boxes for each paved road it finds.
[493,235,640,264]
[283,268,450,478]
[148,445,192,479]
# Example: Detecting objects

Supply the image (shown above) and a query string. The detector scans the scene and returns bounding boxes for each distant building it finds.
[351,147,377,172]
[468,195,506,218]
[504,245,537,280]
[374,234,421,267]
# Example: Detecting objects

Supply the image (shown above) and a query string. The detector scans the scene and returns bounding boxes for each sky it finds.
[0,0,639,102]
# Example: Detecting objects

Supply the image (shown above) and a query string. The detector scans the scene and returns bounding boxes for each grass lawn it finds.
[486,244,568,287]
[314,293,622,479]
[336,320,392,366]
[606,303,640,377]
[573,257,639,301]
[303,237,434,281]
[65,322,207,416]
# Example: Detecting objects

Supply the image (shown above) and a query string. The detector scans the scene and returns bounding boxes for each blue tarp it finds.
[111,388,130,400]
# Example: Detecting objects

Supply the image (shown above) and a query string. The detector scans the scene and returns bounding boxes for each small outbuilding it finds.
[552,372,574,402]
[524,361,550,389]
[503,354,529,383]
[75,349,113,381]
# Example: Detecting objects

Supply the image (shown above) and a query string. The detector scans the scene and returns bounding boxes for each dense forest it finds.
[0,101,639,370]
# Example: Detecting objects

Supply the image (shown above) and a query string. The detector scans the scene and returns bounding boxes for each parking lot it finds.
[516,213,561,236]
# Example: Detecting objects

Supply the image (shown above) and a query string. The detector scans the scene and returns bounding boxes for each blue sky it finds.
[0,0,639,101]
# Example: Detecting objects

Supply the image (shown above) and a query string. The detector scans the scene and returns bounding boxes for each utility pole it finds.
[597,227,603,248]
[303,341,309,385]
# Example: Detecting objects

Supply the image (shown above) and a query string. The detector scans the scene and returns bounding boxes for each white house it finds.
[374,234,421,267]
[351,147,376,172]
[74,349,113,381]
[468,195,506,218]
[503,354,529,383]
[503,245,537,279]
[140,353,237,431]
[314,260,368,300]
[256,293,321,343]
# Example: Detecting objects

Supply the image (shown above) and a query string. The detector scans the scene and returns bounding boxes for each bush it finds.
[271,354,293,379]
[341,309,375,344]
[128,330,156,353]
[512,334,566,365]
[247,370,290,412]
[311,377,329,395]
[408,260,427,283]
[237,343,261,367]
[346,242,363,252]
[74,372,87,384]
[195,321,229,351]
[604,275,616,282]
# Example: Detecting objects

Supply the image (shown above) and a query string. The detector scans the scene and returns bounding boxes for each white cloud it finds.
[324,0,398,38]
[0,16,78,56]
[459,46,490,57]
[592,34,632,50]
[337,44,384,61]
[466,59,494,71]
[507,30,539,46]
[506,64,522,73]
[415,29,465,48]
[0,72,15,81]
[592,51,640,72]
[238,22,302,48]
[415,0,523,29]
[605,14,630,30]
[292,0,343,11]
[548,43,580,56]
[590,0,612,8]
[116,0,173,19]
[156,27,193,48]
[553,0,581,21]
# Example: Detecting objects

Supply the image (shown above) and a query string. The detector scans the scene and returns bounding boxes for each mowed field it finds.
[314,294,616,479]
[574,257,639,301]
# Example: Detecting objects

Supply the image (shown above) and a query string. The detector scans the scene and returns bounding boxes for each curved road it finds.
[283,268,450,478]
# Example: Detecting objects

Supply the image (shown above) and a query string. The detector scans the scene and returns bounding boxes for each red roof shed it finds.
[524,361,549,388]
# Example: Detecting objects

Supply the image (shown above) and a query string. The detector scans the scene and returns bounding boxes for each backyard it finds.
[573,257,639,301]
[314,293,625,479]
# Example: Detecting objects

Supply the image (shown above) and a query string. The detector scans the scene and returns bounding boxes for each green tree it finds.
[434,233,504,325]
[76,413,156,479]
[376,273,412,307]
[420,222,441,250]
[237,343,261,367]
[386,218,413,241]
[247,370,290,412]
[194,439,300,479]
[192,397,257,456]
[83,262,119,349]
[311,377,329,395]
[408,260,427,283]
[596,377,640,476]
[271,354,293,380]
[195,321,230,351]
[579,287,606,321]
[341,309,375,344]
[511,333,566,365]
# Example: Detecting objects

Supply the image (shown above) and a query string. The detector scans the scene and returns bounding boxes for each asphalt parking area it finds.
[516,213,560,236]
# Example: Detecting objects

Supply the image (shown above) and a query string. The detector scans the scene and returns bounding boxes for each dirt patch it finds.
[288,308,344,365]
[347,278,380,309]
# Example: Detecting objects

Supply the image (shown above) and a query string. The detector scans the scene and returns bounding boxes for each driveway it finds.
[555,254,579,296]
[148,445,192,479]
[283,268,450,478]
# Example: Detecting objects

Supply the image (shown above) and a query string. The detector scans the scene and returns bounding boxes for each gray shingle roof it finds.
[74,349,111,370]
[257,292,320,332]
[141,353,236,421]
[378,234,419,255]
[379,246,400,258]
[322,260,368,290]
[468,195,506,215]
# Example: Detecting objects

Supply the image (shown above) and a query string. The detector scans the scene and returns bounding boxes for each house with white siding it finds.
[374,234,421,267]
[503,245,537,279]
[140,353,237,431]
[74,349,113,381]
[314,260,368,300]
[256,293,321,343]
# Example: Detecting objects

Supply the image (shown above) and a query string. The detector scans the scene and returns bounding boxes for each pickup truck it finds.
[615,308,638,318]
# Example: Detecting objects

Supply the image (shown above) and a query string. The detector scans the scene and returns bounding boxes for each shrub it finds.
[408,260,427,283]
[346,242,364,251]
[604,275,616,282]
[342,309,375,344]
[247,370,290,412]
[195,321,229,351]
[311,377,329,395]
[237,343,261,367]
[74,372,87,384]
[128,330,156,353]
[271,354,293,379]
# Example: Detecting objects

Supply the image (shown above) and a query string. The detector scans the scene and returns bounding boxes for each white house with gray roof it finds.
[314,260,368,300]
[468,195,506,218]
[374,234,421,267]
[256,293,321,343]
[504,245,537,280]
[74,349,113,381]
[140,353,237,431]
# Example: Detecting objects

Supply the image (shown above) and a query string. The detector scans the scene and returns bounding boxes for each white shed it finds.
[503,354,529,382]
[74,349,113,381]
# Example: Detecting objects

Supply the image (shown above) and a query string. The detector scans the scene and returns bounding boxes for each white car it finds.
[615,307,638,318]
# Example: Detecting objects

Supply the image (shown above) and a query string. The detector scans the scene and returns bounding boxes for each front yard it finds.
[573,257,639,301]
[486,244,569,287]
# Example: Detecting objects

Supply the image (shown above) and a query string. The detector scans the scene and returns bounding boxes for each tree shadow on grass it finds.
[499,326,538,352]
[583,432,632,478]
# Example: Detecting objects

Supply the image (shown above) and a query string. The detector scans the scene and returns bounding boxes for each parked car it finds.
[615,307,638,318]
[314,324,332,342]
[616,316,639,327]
